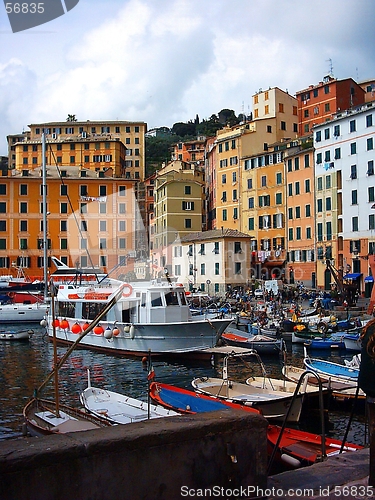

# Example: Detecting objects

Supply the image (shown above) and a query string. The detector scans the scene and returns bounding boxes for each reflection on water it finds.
[0,325,368,447]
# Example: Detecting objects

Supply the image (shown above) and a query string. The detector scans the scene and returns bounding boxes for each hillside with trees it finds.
[145,108,247,176]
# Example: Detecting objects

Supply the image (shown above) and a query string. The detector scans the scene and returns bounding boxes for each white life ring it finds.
[122,283,133,297]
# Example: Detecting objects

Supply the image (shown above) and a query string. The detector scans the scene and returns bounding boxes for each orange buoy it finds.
[60,318,69,330]
[53,318,60,328]
[94,324,104,335]
[112,327,120,337]
[82,322,90,331]
[71,322,82,334]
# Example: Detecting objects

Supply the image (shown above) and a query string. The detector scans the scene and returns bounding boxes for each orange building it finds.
[296,75,365,136]
[284,142,316,286]
[0,166,138,278]
[8,119,146,180]
[171,137,205,164]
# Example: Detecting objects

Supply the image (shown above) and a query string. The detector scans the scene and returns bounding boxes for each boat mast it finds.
[42,133,48,301]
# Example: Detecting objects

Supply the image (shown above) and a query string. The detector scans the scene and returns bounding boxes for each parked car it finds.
[254,288,264,299]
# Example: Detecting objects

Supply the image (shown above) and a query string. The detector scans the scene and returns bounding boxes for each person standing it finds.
[359,318,375,486]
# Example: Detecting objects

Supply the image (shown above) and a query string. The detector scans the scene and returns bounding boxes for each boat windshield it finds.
[165,291,179,306]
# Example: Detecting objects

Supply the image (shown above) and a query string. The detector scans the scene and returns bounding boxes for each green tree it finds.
[66,114,77,122]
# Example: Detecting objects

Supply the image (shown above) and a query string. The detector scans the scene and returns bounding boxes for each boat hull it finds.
[23,398,111,437]
[0,329,33,341]
[47,318,232,358]
[0,302,49,323]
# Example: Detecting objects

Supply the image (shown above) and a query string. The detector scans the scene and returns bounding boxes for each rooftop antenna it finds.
[326,58,334,77]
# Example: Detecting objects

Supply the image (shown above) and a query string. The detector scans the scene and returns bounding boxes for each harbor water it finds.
[0,323,368,447]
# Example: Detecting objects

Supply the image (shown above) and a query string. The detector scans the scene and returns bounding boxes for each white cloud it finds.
[0,0,374,154]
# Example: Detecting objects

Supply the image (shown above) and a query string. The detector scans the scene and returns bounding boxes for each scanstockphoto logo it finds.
[4,0,79,33]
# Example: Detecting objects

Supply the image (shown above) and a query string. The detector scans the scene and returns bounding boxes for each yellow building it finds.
[8,119,146,180]
[151,160,205,275]
[0,166,138,277]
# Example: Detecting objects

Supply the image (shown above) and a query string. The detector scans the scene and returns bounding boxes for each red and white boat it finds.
[267,424,363,471]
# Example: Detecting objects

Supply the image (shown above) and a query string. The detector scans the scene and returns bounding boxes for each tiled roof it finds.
[180,229,252,243]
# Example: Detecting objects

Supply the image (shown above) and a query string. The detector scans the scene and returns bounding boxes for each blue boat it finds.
[303,349,359,384]
[149,381,260,416]
[304,336,346,350]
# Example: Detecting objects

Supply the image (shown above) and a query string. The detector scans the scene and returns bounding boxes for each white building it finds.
[313,100,375,292]
[171,229,253,296]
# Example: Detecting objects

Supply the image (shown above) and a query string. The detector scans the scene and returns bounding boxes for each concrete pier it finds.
[0,409,267,500]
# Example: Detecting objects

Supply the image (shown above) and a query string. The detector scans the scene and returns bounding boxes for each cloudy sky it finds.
[0,0,374,155]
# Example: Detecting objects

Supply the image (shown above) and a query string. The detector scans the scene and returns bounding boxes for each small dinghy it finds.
[0,329,34,341]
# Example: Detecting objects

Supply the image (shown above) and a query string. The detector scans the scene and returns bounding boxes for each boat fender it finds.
[94,324,104,335]
[71,322,82,334]
[60,318,69,330]
[280,453,301,469]
[124,325,130,333]
[122,283,133,298]
[112,327,120,337]
[130,324,135,339]
[104,327,113,339]
[40,319,47,327]
[317,321,328,334]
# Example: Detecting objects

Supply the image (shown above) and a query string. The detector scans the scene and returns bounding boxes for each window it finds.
[324,128,330,140]
[295,206,301,219]
[350,165,357,179]
[247,178,252,189]
[261,175,267,187]
[248,218,254,230]
[213,242,219,254]
[305,179,310,193]
[118,203,126,214]
[366,115,373,127]
[368,160,374,176]
[99,220,106,232]
[248,197,254,209]
[305,204,311,217]
[306,227,312,239]
[288,228,293,241]
[295,182,300,195]
[60,238,68,250]
[326,222,332,240]
[20,184,27,195]
[232,189,237,201]
[275,192,282,205]
[60,202,68,214]
[60,185,68,196]
[234,242,242,254]
[118,238,126,249]
[287,159,292,172]
[222,209,227,221]
[222,191,227,202]
[235,262,242,275]
[20,220,27,231]
[60,220,67,232]
[199,244,205,255]
[317,199,323,212]
[276,172,282,184]
[0,220,6,231]
[304,109,309,118]
[288,207,293,220]
[215,263,220,275]
[370,215,375,230]
[280,121,286,130]
[184,186,191,195]
[334,124,340,136]
[317,223,323,242]
[20,202,27,213]
[352,217,358,232]
[350,142,357,155]
[296,227,301,240]
[20,238,28,250]
[200,263,205,275]
[316,153,322,164]
[316,131,321,142]
[185,218,192,228]
[288,184,292,196]
[334,148,341,159]
[349,120,356,132]
[99,203,106,214]
[81,220,87,232]
[182,201,195,211]
[352,190,358,205]
[233,207,238,219]
[367,138,374,151]
[324,150,331,162]
[304,154,310,168]
[222,174,226,184]
[326,175,331,189]
[326,197,332,211]
[369,186,375,202]
[324,103,330,112]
